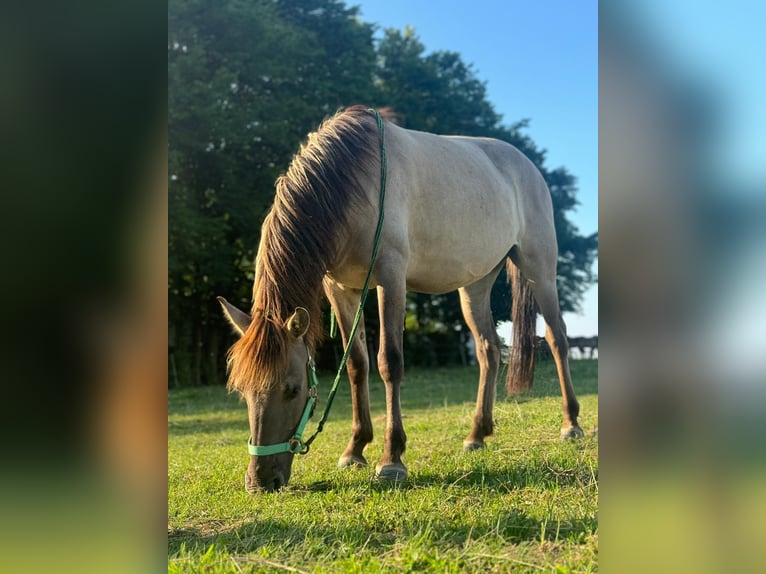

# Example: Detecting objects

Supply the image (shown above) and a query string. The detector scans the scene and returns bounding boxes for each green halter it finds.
[247,353,318,456]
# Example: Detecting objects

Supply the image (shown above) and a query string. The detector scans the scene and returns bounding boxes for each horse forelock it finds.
[226,106,380,395]
[226,313,288,394]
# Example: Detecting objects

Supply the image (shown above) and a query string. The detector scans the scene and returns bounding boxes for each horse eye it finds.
[283,385,300,400]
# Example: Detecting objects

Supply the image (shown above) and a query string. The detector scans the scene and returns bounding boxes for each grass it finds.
[168,359,598,573]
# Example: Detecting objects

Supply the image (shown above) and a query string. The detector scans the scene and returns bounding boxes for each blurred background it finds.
[600,1,766,572]
[0,1,165,572]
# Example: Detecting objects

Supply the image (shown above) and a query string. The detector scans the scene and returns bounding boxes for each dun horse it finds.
[219,106,582,492]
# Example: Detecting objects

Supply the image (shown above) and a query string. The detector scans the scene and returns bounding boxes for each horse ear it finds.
[286,307,310,339]
[217,296,251,336]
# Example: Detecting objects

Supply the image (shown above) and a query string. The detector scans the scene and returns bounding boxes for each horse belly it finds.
[399,136,525,294]
[404,223,513,294]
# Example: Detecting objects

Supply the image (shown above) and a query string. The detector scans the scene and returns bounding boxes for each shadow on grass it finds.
[168,360,598,421]
[169,448,598,559]
[412,462,596,492]
[168,361,598,441]
[296,450,597,494]
[168,386,243,416]
[374,360,597,414]
[169,505,597,559]
[168,417,246,436]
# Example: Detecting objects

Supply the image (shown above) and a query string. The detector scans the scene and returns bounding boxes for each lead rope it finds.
[304,108,387,448]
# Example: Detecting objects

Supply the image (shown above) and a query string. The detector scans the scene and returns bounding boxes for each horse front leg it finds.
[324,279,373,468]
[374,280,408,482]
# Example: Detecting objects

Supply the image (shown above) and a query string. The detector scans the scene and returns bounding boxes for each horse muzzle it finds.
[245,460,291,493]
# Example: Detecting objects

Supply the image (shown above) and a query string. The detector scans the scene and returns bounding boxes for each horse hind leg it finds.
[532,277,584,439]
[512,246,583,439]
[458,265,503,451]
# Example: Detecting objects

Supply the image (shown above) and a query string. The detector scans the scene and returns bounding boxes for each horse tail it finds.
[506,258,537,394]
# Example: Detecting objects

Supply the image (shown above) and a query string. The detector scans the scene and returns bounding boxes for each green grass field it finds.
[168,360,598,573]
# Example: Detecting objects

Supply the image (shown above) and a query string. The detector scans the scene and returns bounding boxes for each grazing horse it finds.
[219,106,583,492]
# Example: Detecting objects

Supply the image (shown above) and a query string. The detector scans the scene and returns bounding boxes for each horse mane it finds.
[227,106,380,394]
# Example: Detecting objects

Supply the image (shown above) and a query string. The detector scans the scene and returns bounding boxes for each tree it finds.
[375,28,503,136]
[169,0,377,384]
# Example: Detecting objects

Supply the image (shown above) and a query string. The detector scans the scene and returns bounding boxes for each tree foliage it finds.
[169,0,377,383]
[169,1,597,384]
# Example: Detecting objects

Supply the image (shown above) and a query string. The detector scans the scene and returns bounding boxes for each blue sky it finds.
[354,0,599,336]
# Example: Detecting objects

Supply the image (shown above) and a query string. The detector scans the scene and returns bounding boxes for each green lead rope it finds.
[304,108,387,447]
[329,308,337,339]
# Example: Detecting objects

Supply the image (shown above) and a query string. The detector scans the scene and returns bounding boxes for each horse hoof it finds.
[463,440,485,452]
[560,426,585,440]
[337,454,367,468]
[375,463,408,482]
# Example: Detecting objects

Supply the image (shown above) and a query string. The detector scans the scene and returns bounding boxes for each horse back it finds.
[330,122,555,294]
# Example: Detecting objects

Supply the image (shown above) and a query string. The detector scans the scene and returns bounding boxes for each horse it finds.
[218,106,583,492]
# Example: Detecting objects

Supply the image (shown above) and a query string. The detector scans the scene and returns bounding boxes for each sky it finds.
[354,0,599,337]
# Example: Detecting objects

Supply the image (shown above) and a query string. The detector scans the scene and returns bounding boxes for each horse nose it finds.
[245,467,286,492]
[245,470,259,493]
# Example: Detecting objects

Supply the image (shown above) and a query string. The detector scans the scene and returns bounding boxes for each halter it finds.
[245,107,387,458]
[247,350,319,456]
